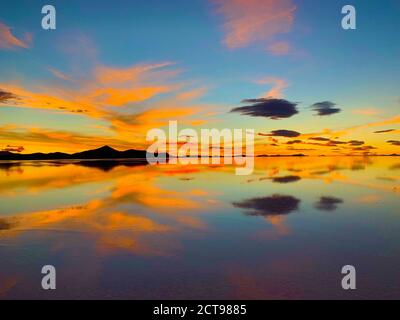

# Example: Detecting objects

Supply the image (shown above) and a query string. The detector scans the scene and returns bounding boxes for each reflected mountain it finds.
[233,194,300,216]
[0,218,12,231]
[0,162,21,171]
[75,160,147,172]
[314,196,344,211]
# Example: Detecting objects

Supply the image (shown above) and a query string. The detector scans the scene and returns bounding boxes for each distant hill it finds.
[0,145,153,160]
[257,154,307,157]
[71,145,148,159]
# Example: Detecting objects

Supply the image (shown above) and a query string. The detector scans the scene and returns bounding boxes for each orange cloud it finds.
[90,86,172,107]
[176,87,207,101]
[0,22,31,50]
[332,115,400,137]
[0,125,143,153]
[0,83,104,117]
[0,59,216,151]
[257,77,288,98]
[94,62,174,85]
[3,62,179,112]
[214,0,296,49]
[352,108,382,116]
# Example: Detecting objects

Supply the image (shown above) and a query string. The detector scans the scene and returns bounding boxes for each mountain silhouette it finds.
[0,145,156,160]
[72,145,147,159]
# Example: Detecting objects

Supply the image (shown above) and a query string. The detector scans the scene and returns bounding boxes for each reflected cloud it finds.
[0,218,12,230]
[1,157,399,260]
[271,175,301,183]
[0,275,18,298]
[390,163,400,170]
[0,162,23,174]
[233,194,300,216]
[355,194,381,204]
[0,156,400,299]
[314,196,344,211]
[0,162,214,256]
[75,160,146,172]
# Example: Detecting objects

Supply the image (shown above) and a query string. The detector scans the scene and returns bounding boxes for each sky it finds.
[0,0,399,155]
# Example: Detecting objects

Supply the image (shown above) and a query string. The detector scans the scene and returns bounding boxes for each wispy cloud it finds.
[267,41,291,55]
[213,0,296,49]
[257,77,288,98]
[1,145,24,152]
[267,130,301,138]
[374,129,395,134]
[48,68,72,81]
[0,59,216,152]
[0,89,18,103]
[0,22,31,50]
[0,62,180,115]
[387,140,400,146]
[352,108,381,116]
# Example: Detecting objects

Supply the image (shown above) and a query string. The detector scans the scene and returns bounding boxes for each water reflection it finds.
[271,175,301,183]
[0,156,399,299]
[314,196,344,211]
[233,194,300,216]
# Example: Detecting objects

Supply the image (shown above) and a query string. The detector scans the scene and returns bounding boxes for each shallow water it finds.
[0,157,399,299]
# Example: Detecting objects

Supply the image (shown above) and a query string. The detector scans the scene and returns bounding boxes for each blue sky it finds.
[0,0,399,154]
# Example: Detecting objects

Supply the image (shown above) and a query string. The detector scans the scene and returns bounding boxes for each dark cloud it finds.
[233,194,300,217]
[374,129,395,134]
[347,140,365,146]
[315,196,344,211]
[311,101,341,116]
[286,140,302,145]
[327,140,347,145]
[307,139,347,148]
[387,140,400,146]
[309,137,330,142]
[287,147,316,151]
[352,145,377,151]
[0,90,18,103]
[308,139,365,148]
[272,175,301,184]
[231,98,299,120]
[268,130,301,138]
[1,145,24,153]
